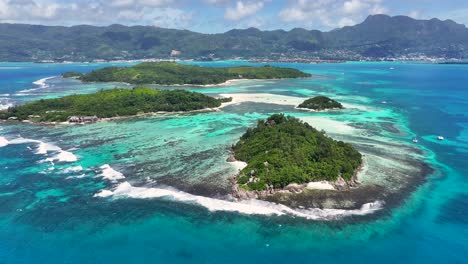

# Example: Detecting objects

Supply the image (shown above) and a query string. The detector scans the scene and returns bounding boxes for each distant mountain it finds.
[326,15,468,58]
[0,14,467,61]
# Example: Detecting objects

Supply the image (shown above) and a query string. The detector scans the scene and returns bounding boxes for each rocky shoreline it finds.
[227,152,362,201]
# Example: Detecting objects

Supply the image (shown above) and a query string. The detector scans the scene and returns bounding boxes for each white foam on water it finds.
[45,150,78,163]
[15,76,56,95]
[94,189,114,198]
[0,136,9,147]
[98,164,125,182]
[36,141,61,154]
[61,166,84,173]
[1,136,78,162]
[66,174,86,180]
[32,76,55,88]
[95,182,384,220]
[8,137,41,145]
[0,103,13,110]
[16,88,39,94]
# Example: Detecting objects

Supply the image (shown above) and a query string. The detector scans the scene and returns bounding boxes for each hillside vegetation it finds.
[298,96,343,110]
[233,114,362,191]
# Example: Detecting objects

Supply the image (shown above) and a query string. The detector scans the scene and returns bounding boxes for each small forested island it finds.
[231,114,362,198]
[297,96,343,111]
[0,87,231,122]
[68,62,311,85]
[62,71,84,78]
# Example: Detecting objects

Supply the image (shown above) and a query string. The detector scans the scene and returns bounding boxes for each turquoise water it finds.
[0,61,467,263]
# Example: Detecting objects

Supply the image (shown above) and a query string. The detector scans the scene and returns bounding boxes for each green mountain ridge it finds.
[1,14,467,61]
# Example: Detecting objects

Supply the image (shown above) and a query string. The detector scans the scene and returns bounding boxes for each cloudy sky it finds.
[0,0,467,33]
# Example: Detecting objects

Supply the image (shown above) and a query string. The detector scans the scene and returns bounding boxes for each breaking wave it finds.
[15,76,56,95]
[98,164,126,182]
[0,136,78,162]
[0,102,13,110]
[0,136,8,147]
[95,181,384,220]
[33,76,56,88]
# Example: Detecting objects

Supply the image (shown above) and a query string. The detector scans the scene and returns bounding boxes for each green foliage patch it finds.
[78,62,311,85]
[0,87,231,122]
[298,96,343,110]
[233,114,362,191]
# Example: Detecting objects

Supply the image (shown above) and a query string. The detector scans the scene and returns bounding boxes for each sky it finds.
[0,0,467,33]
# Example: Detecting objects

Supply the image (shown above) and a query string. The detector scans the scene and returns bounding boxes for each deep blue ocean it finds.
[0,61,467,263]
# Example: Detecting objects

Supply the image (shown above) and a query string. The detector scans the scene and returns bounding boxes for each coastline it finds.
[227,151,362,201]
[72,76,311,88]
[295,106,344,112]
[1,99,234,126]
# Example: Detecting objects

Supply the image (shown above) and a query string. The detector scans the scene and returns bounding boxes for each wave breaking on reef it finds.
[15,76,56,95]
[0,103,13,111]
[33,76,56,88]
[94,181,384,220]
[0,136,8,147]
[0,136,78,162]
[98,164,126,182]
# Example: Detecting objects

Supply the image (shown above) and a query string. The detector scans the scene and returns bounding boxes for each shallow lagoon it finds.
[0,61,467,263]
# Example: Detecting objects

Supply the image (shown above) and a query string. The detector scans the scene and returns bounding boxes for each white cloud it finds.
[279,0,388,29]
[436,8,468,27]
[0,0,193,28]
[152,8,193,28]
[338,17,356,27]
[137,0,174,7]
[224,1,264,21]
[109,0,135,7]
[343,0,366,14]
[407,10,420,19]
[204,0,233,4]
[109,0,173,8]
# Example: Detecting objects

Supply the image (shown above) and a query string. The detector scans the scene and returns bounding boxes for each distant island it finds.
[66,62,311,85]
[0,87,231,123]
[297,96,343,111]
[231,114,362,198]
[62,71,83,78]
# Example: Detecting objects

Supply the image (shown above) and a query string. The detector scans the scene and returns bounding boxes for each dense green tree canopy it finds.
[62,72,84,78]
[0,87,231,122]
[298,96,343,110]
[76,62,311,85]
[233,114,362,191]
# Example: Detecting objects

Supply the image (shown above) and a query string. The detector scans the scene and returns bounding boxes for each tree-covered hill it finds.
[1,15,467,61]
[76,62,311,85]
[0,87,231,122]
[233,114,362,191]
[298,96,343,111]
